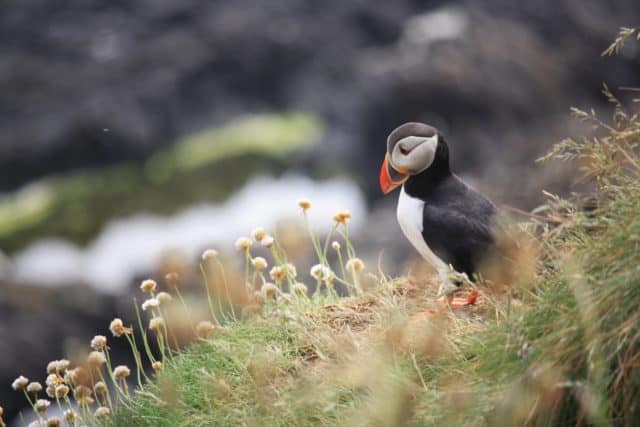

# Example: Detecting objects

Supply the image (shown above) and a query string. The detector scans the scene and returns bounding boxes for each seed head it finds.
[251,227,267,242]
[292,282,308,298]
[201,249,218,262]
[73,385,92,400]
[12,375,29,391]
[113,365,131,380]
[45,374,62,387]
[46,385,55,398]
[140,279,157,294]
[94,406,110,419]
[157,291,173,304]
[27,382,42,394]
[87,351,106,366]
[35,399,50,413]
[260,235,275,248]
[261,282,278,300]
[109,318,131,337]
[93,381,108,396]
[90,335,107,350]
[310,264,335,284]
[234,237,252,252]
[251,257,268,271]
[64,410,79,424]
[195,320,216,339]
[332,209,352,224]
[269,266,286,283]
[346,258,365,273]
[46,359,70,375]
[331,241,341,251]
[46,417,61,427]
[54,384,70,399]
[149,316,165,332]
[298,199,312,212]
[141,297,160,311]
[152,361,163,371]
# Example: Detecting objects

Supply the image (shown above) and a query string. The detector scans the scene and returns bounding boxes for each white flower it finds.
[94,406,111,419]
[45,374,62,387]
[269,266,286,283]
[26,382,42,394]
[346,258,365,273]
[310,264,335,284]
[298,199,312,212]
[35,399,50,412]
[331,241,341,251]
[260,235,275,247]
[113,365,131,380]
[54,384,69,399]
[46,359,70,374]
[251,257,268,270]
[261,283,278,300]
[201,249,218,261]
[93,381,108,396]
[109,318,131,337]
[251,227,267,242]
[141,297,160,311]
[12,375,29,391]
[90,335,107,350]
[234,237,252,252]
[332,209,352,224]
[140,279,157,294]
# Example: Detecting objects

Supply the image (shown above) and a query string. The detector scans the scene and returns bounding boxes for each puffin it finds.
[379,122,497,298]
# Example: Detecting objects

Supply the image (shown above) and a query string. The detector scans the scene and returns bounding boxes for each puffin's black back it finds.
[404,135,496,276]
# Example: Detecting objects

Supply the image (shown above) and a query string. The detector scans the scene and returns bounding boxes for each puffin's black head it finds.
[380,122,450,194]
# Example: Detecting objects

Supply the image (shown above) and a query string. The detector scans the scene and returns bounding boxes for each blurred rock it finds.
[1,0,638,205]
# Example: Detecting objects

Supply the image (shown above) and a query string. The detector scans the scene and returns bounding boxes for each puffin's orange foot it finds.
[437,289,478,308]
[466,288,479,305]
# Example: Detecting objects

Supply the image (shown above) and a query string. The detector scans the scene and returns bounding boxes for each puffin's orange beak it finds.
[380,154,408,194]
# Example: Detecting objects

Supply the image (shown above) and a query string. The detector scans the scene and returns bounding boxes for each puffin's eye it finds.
[399,145,409,155]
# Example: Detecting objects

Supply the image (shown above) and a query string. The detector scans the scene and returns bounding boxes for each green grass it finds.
[109,322,302,427]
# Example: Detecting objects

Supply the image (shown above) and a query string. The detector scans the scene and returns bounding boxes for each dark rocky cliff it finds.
[2,0,638,201]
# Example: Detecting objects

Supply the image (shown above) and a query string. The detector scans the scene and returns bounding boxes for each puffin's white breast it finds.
[397,186,447,271]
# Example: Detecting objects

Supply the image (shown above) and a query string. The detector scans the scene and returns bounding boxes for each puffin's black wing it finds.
[420,176,496,276]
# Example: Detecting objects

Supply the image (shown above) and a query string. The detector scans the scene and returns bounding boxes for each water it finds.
[10,174,367,293]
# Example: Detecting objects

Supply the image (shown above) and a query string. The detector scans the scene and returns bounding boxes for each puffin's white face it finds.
[389,134,439,175]
[380,122,442,195]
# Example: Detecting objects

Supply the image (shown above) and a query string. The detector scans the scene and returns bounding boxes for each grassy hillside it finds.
[113,92,639,425]
[107,91,637,426]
